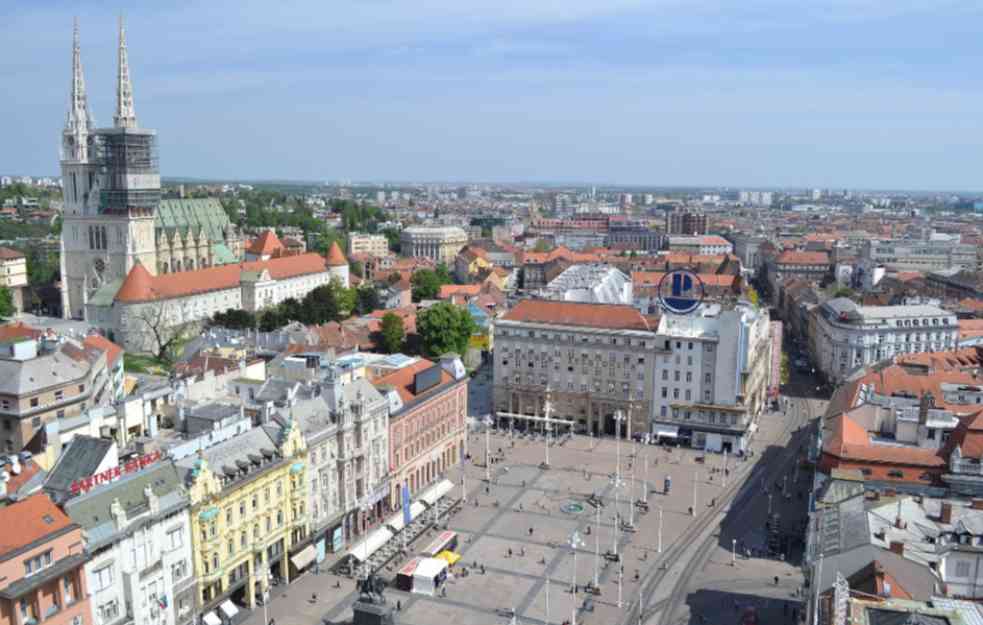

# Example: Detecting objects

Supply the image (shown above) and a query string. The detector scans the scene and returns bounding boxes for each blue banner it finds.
[402,484,412,527]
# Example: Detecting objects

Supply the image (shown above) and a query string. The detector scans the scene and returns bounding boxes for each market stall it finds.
[411,557,448,596]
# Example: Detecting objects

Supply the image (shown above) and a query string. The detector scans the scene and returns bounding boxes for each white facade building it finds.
[399,226,468,264]
[650,303,771,453]
[667,235,734,256]
[811,298,959,383]
[64,462,197,625]
[862,235,979,273]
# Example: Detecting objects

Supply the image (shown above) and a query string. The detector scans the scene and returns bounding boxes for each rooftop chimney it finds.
[941,502,953,524]
[888,541,905,556]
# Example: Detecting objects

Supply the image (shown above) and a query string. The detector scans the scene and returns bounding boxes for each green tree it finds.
[411,269,443,302]
[533,239,553,253]
[0,287,14,321]
[832,286,855,299]
[355,284,380,316]
[211,308,256,330]
[387,272,403,284]
[280,297,302,323]
[435,262,453,285]
[379,312,405,353]
[416,302,477,357]
[259,308,285,332]
[380,228,401,252]
[301,284,341,324]
[349,260,364,279]
[26,249,59,286]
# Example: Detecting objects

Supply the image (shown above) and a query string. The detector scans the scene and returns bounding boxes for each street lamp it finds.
[611,473,624,556]
[692,470,698,516]
[258,568,270,625]
[483,415,494,482]
[569,531,584,594]
[593,503,601,588]
[732,538,737,566]
[658,507,663,553]
[543,387,553,468]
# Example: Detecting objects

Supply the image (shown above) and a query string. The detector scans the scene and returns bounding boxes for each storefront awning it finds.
[290,545,317,571]
[386,501,426,532]
[219,600,239,619]
[419,478,455,507]
[654,425,679,438]
[203,612,221,625]
[348,526,395,562]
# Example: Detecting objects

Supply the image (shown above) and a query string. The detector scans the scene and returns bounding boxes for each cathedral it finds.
[60,18,243,320]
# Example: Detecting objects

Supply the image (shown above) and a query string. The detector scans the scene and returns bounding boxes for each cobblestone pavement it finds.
[236,408,804,625]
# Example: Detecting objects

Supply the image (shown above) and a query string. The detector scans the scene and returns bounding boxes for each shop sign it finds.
[70,450,163,496]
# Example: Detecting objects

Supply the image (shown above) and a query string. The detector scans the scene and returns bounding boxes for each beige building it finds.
[400,226,468,264]
[0,248,28,312]
[0,337,112,454]
[493,300,658,437]
[348,233,389,258]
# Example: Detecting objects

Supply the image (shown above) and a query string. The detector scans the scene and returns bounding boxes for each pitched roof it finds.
[0,493,75,559]
[374,358,455,405]
[502,300,653,332]
[115,253,331,303]
[0,247,24,260]
[438,284,482,299]
[83,333,123,367]
[823,414,945,468]
[776,250,830,265]
[247,230,284,255]
[0,322,43,342]
[326,241,347,267]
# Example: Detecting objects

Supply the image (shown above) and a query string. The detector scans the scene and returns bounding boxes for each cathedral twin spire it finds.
[67,16,138,137]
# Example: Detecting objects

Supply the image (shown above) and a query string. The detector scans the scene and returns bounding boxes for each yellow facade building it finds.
[180,420,308,612]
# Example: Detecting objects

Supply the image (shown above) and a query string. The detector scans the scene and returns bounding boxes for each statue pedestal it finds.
[353,600,395,625]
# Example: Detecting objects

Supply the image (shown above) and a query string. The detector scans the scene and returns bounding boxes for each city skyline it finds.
[2,1,982,190]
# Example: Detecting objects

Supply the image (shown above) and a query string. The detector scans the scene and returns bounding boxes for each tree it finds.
[416,302,477,357]
[280,297,302,323]
[26,248,59,287]
[301,284,341,325]
[0,287,14,321]
[211,308,255,330]
[411,269,443,302]
[832,286,855,300]
[380,227,401,253]
[387,272,403,285]
[355,284,380,316]
[259,308,285,332]
[533,239,553,253]
[350,260,364,279]
[435,262,453,285]
[379,312,405,353]
[130,300,187,362]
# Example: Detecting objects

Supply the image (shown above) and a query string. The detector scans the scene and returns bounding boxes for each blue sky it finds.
[2,1,982,190]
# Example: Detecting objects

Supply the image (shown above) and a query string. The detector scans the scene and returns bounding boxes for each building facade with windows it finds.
[64,463,196,625]
[399,227,468,264]
[347,234,389,259]
[862,236,979,273]
[493,300,658,437]
[376,357,468,510]
[176,420,307,612]
[0,494,90,625]
[810,298,959,384]
[650,303,772,453]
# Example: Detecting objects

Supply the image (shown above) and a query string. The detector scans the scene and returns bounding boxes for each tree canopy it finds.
[416,302,476,358]
[0,288,14,321]
[379,312,405,353]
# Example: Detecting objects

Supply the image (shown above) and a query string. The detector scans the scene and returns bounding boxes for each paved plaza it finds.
[241,428,760,625]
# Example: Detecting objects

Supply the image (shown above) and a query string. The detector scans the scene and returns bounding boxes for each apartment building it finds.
[493,300,657,437]
[376,356,467,508]
[862,235,978,273]
[666,235,733,256]
[765,250,830,306]
[0,249,27,313]
[0,494,90,625]
[650,303,772,453]
[810,298,958,383]
[0,338,111,454]
[347,233,389,259]
[64,462,196,625]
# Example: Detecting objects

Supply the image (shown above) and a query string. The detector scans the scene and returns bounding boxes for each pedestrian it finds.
[311,592,318,603]
[529,527,534,537]
[520,546,526,557]
[269,619,275,625]
[396,600,402,611]
[508,548,513,557]
[774,576,780,586]
[481,564,486,574]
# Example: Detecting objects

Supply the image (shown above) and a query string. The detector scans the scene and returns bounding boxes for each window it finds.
[706,345,713,353]
[673,389,679,399]
[93,564,114,591]
[662,370,668,380]
[228,540,235,556]
[63,575,74,604]
[172,560,188,581]
[54,390,63,401]
[956,561,972,578]
[705,373,712,384]
[686,372,692,383]
[887,470,904,478]
[24,550,52,576]
[685,390,691,401]
[29,397,38,407]
[688,342,693,350]
[704,390,711,402]
[674,371,680,382]
[97,600,119,624]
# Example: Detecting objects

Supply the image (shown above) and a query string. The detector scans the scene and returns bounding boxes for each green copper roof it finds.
[156,198,232,244]
[211,242,237,265]
[87,279,123,308]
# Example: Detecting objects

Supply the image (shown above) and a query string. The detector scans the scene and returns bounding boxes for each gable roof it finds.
[0,493,75,560]
[83,333,124,367]
[374,358,456,406]
[502,300,653,332]
[115,253,331,303]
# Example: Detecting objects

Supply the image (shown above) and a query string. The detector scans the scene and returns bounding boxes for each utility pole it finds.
[594,503,601,588]
[484,415,493,482]
[642,454,649,505]
[658,507,663,553]
[692,469,698,516]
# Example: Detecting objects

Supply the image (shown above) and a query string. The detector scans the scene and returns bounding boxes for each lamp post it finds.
[614,411,624,485]
[611,474,624,556]
[569,531,584,594]
[732,538,737,566]
[359,499,371,580]
[642,453,649,505]
[627,441,636,529]
[259,568,270,625]
[593,503,601,588]
[617,555,623,609]
[483,415,493,482]
[543,387,553,468]
[546,577,551,624]
[657,506,664,553]
[692,470,698,516]
[722,449,728,486]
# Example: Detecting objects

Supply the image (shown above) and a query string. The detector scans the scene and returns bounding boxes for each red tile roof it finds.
[959,319,983,339]
[247,230,284,256]
[502,300,653,332]
[374,358,454,405]
[823,413,945,468]
[438,284,481,299]
[776,250,830,265]
[83,333,123,366]
[0,322,43,342]
[326,241,347,267]
[0,493,75,559]
[115,254,333,303]
[0,247,24,260]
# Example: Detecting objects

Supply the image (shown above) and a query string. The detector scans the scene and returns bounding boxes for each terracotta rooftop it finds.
[631,271,736,288]
[326,241,347,267]
[247,230,284,256]
[438,284,482,299]
[0,322,43,343]
[374,358,455,405]
[776,250,830,265]
[116,253,333,303]
[83,333,123,367]
[0,493,75,560]
[0,247,24,260]
[823,413,945,468]
[959,319,983,339]
[502,300,653,332]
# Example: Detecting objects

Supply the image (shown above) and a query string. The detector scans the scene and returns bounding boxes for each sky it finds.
[2,1,982,190]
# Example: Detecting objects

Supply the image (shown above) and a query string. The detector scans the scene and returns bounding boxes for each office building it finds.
[348,233,390,259]
[399,227,468,264]
[666,211,708,235]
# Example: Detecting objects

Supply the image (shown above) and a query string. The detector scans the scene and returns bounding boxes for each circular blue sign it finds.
[657,269,705,315]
